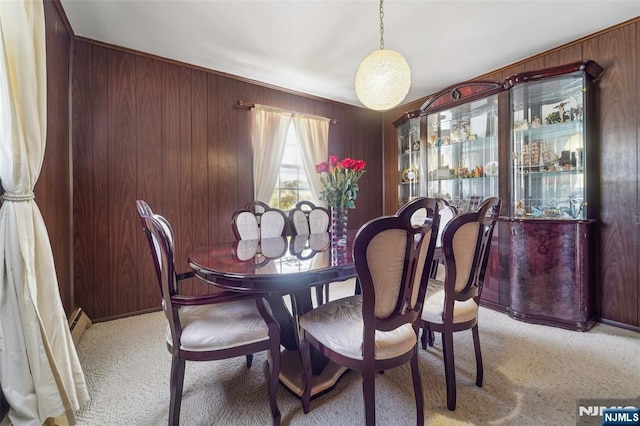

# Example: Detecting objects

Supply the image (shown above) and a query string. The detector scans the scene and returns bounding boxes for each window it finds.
[269,123,313,211]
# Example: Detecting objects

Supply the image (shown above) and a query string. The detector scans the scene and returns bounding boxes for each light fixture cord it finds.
[379,0,384,50]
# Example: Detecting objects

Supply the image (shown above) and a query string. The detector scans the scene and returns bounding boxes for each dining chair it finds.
[288,201,332,303]
[232,201,288,239]
[419,196,501,411]
[298,197,440,425]
[289,201,330,235]
[136,200,282,425]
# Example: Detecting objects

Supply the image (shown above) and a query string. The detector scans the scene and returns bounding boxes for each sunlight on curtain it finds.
[292,114,330,207]
[251,105,291,202]
[251,105,330,210]
[0,1,88,424]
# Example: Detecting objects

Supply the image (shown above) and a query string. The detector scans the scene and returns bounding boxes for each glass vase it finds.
[330,206,349,265]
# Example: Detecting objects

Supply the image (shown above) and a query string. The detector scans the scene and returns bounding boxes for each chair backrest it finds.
[232,210,260,240]
[136,200,163,289]
[244,200,270,215]
[136,200,181,346]
[232,201,288,239]
[260,209,288,238]
[440,197,501,308]
[288,201,330,235]
[354,197,439,348]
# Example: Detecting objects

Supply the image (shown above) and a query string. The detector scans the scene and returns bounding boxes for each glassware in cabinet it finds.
[425,94,500,212]
[510,72,589,219]
[397,115,426,206]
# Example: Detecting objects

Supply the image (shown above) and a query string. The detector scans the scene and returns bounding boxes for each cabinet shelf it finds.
[427,135,497,150]
[429,175,498,182]
[516,168,583,176]
[513,121,582,139]
[400,151,421,158]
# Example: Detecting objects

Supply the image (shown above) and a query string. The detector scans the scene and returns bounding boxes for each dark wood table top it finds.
[188,231,357,293]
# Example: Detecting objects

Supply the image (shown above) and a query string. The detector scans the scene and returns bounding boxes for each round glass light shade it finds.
[355,49,411,111]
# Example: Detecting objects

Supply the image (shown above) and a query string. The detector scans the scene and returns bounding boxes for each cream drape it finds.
[292,114,329,207]
[0,1,88,425]
[251,105,292,202]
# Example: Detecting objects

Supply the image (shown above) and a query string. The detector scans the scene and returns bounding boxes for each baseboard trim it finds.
[68,307,92,346]
[598,318,640,333]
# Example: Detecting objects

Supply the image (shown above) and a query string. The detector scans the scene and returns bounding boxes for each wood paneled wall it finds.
[70,41,383,320]
[36,0,72,312]
[38,1,638,328]
[383,18,640,329]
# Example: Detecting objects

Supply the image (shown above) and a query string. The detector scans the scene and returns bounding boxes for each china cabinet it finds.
[503,61,603,331]
[393,60,603,331]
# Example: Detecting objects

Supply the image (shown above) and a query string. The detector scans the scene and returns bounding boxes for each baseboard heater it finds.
[68,307,92,346]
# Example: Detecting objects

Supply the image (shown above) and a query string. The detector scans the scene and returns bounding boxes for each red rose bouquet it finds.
[315,155,366,208]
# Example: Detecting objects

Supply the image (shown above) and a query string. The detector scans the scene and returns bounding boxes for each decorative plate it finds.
[401,167,419,182]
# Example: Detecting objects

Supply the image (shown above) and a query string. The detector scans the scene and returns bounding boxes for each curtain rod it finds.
[237,100,338,124]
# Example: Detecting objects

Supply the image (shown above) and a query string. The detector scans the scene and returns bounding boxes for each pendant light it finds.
[355,0,411,111]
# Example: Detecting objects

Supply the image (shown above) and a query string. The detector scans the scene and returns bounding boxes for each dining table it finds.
[188,231,358,398]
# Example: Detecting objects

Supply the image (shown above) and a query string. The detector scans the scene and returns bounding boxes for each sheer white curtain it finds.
[251,105,292,202]
[292,114,330,206]
[0,1,88,425]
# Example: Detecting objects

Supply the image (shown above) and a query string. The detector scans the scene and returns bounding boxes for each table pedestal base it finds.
[278,350,348,398]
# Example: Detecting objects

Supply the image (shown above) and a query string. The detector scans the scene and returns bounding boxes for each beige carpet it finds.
[74,283,639,426]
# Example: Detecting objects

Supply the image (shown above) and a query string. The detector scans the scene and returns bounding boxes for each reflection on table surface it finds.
[188,232,355,283]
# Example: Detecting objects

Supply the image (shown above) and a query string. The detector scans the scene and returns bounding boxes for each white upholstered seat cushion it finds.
[299,294,417,360]
[421,279,479,325]
[167,299,270,352]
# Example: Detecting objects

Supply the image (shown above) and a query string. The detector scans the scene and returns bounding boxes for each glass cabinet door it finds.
[425,94,499,212]
[397,116,426,206]
[511,73,587,219]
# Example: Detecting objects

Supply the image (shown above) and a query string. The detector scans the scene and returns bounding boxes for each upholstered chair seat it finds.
[421,280,479,325]
[169,301,271,352]
[299,295,417,360]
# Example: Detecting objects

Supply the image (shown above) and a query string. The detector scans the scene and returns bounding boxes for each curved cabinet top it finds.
[393,60,603,127]
[503,60,603,87]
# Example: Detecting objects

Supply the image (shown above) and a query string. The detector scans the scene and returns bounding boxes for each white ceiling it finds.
[60,0,640,109]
